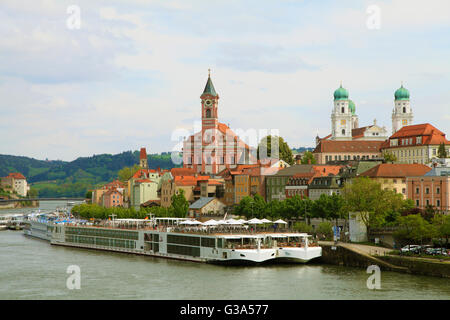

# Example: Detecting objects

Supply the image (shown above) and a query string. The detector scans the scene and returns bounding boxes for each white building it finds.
[392,84,414,134]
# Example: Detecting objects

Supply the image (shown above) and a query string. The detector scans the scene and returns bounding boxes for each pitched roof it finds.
[390,123,444,139]
[202,76,218,97]
[189,197,216,209]
[7,172,26,180]
[360,164,432,178]
[351,126,371,139]
[313,140,384,153]
[170,168,197,176]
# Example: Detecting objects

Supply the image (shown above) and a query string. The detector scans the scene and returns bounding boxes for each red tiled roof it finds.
[390,123,444,139]
[8,172,26,180]
[132,169,160,179]
[313,140,384,153]
[351,126,371,139]
[360,164,432,178]
[170,168,197,176]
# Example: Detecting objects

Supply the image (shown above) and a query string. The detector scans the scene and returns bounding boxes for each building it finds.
[308,175,343,200]
[359,163,432,198]
[326,84,388,141]
[406,160,450,213]
[313,140,383,164]
[102,188,123,208]
[140,147,148,169]
[392,84,414,134]
[129,168,169,210]
[188,197,226,218]
[0,172,29,197]
[285,165,342,199]
[182,71,255,175]
[92,179,126,206]
[380,123,450,164]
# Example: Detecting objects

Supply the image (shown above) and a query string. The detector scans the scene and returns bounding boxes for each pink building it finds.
[102,188,123,208]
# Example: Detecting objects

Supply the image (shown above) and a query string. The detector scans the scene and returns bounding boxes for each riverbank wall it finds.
[0,201,39,210]
[319,243,450,278]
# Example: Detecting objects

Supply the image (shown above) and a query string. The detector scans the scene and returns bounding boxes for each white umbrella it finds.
[273,219,287,224]
[178,220,193,225]
[225,219,242,225]
[247,218,263,224]
[203,219,219,226]
[237,219,247,224]
[190,220,203,225]
[261,218,272,223]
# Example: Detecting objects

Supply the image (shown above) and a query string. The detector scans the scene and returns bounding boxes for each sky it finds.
[1,0,449,161]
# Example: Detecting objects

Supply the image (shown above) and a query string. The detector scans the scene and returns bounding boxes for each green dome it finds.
[395,85,409,100]
[334,85,349,100]
[348,100,356,115]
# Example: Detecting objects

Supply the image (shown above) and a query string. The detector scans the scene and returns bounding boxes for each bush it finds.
[293,222,313,233]
[317,221,333,240]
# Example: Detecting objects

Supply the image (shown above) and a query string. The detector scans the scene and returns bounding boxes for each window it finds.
[437,187,440,194]
[416,200,419,206]
[426,199,430,206]
[403,107,406,113]
[342,129,346,135]
[205,109,211,118]
[402,188,406,194]
[416,187,419,194]
[341,107,345,113]
[426,188,429,194]
[437,200,440,207]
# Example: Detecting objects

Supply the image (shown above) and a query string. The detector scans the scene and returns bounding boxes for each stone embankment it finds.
[318,241,450,278]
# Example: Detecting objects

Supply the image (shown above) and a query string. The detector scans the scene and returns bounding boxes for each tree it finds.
[438,142,448,158]
[382,151,397,163]
[293,222,313,233]
[85,190,92,199]
[118,164,141,182]
[317,221,333,240]
[432,214,450,246]
[257,135,294,165]
[301,151,317,164]
[394,214,436,246]
[171,189,189,218]
[342,177,406,231]
[27,188,39,198]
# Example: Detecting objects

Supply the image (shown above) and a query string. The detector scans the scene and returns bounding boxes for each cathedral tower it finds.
[392,84,413,134]
[331,84,355,140]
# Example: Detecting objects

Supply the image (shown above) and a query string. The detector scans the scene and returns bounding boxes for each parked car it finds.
[427,248,449,256]
[401,245,420,253]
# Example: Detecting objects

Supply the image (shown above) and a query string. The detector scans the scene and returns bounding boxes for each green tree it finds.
[171,189,189,218]
[394,214,436,246]
[85,190,92,199]
[257,135,294,165]
[118,164,141,182]
[432,214,450,246]
[293,221,313,233]
[27,187,39,198]
[317,221,333,240]
[382,151,397,163]
[342,177,405,232]
[301,151,317,164]
[438,142,448,158]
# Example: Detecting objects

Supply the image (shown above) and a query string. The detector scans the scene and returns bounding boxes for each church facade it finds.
[182,72,254,174]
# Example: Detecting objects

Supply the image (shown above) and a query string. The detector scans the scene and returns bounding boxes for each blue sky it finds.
[1,0,449,161]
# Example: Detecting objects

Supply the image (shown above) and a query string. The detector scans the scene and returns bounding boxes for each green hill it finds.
[0,151,180,198]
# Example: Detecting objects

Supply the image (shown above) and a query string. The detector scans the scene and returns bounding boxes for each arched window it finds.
[206,109,211,118]
[403,107,406,113]
[342,129,345,135]
[341,107,345,113]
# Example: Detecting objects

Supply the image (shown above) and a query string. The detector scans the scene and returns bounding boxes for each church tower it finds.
[392,84,413,134]
[139,147,148,169]
[201,69,219,131]
[331,84,354,140]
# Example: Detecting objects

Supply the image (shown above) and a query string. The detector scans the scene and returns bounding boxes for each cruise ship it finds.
[25,217,322,264]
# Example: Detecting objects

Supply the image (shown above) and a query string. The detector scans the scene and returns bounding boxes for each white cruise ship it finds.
[35,217,322,264]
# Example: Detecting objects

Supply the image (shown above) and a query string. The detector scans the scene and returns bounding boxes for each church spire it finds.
[202,69,218,97]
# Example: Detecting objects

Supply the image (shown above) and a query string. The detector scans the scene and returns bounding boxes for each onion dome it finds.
[348,100,356,115]
[395,84,410,101]
[334,84,349,101]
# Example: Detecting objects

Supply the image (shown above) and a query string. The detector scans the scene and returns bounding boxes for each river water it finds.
[1,201,449,300]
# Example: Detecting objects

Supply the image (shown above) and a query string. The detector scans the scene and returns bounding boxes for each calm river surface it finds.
[1,201,449,300]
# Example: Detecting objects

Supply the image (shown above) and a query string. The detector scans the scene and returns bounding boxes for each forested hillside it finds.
[0,151,179,197]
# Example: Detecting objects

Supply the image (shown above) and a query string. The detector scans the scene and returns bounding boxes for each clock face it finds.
[205,99,212,106]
